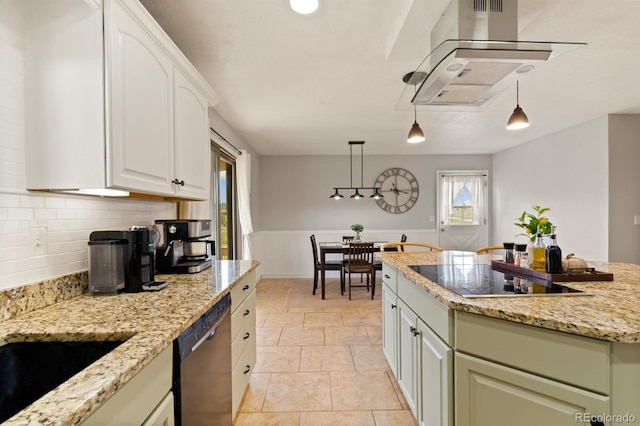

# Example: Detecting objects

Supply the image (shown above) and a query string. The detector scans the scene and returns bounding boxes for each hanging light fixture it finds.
[329,141,383,200]
[507,81,530,130]
[403,72,425,143]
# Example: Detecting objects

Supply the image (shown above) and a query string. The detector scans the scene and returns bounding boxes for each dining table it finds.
[318,241,386,299]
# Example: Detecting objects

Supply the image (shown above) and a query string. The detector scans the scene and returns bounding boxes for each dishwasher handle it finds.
[192,327,216,352]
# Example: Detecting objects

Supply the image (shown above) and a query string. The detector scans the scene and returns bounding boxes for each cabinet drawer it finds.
[232,289,256,338]
[382,263,397,293]
[232,307,256,367]
[398,274,453,345]
[231,269,257,311]
[455,311,610,394]
[232,333,256,417]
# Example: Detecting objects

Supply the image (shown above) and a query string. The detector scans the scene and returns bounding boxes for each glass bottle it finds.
[546,232,563,273]
[502,242,515,263]
[514,243,527,267]
[532,233,547,272]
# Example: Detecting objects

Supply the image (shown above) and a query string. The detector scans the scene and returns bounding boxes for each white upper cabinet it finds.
[173,69,210,199]
[106,0,175,195]
[25,0,218,200]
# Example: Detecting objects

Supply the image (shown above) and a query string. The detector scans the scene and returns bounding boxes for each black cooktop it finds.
[408,264,587,298]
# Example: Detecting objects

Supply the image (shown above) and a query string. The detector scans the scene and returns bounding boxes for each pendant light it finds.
[404,72,425,143]
[329,141,383,200]
[507,81,530,130]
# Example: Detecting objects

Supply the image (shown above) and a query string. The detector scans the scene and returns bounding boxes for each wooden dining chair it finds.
[310,235,344,295]
[343,242,375,300]
[381,242,443,252]
[475,245,503,254]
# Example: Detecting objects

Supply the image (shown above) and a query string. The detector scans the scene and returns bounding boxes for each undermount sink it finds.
[0,339,126,423]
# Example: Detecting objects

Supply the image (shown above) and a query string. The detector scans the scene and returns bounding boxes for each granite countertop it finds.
[0,260,259,425]
[378,251,640,344]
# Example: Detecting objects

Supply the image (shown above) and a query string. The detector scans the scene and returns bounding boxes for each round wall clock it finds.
[374,167,419,214]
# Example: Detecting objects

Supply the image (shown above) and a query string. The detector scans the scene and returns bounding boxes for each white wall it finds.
[492,117,609,262]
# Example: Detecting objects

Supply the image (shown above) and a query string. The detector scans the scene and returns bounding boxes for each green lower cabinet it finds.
[417,319,453,426]
[455,352,610,426]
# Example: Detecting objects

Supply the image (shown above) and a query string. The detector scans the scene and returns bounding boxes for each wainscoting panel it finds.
[251,229,438,278]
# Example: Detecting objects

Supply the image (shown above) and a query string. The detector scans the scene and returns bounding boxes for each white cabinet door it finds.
[417,319,453,426]
[106,0,175,196]
[382,283,398,377]
[173,69,210,200]
[455,352,610,426]
[397,299,418,416]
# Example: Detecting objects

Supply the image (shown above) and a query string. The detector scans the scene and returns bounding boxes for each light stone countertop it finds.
[378,251,640,344]
[0,260,259,425]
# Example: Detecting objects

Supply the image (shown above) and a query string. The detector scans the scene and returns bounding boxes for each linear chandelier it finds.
[330,141,383,200]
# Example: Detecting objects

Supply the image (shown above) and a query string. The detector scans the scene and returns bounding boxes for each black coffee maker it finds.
[89,226,161,292]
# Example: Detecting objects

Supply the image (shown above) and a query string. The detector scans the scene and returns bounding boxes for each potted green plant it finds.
[351,223,364,242]
[514,205,553,242]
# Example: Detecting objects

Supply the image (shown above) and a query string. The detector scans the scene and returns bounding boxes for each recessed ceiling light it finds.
[290,0,319,15]
[516,65,535,74]
[446,63,464,72]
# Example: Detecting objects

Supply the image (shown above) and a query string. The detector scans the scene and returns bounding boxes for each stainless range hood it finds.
[399,0,586,110]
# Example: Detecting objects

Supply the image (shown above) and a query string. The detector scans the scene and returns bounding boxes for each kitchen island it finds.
[379,250,640,426]
[0,260,259,425]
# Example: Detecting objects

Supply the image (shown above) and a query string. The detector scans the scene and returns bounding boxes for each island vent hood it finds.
[398,0,586,111]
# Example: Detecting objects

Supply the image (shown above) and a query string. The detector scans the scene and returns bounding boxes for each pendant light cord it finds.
[349,143,353,188]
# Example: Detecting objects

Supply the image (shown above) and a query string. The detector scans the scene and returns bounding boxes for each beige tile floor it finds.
[233,277,417,426]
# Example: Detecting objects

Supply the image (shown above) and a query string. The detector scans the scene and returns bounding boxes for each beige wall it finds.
[608,114,640,263]
[492,117,609,262]
[258,154,491,232]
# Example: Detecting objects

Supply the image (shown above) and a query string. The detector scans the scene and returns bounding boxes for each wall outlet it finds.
[429,215,436,222]
[30,227,48,255]
[635,215,640,225]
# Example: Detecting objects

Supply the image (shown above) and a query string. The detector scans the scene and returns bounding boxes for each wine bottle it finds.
[546,233,563,273]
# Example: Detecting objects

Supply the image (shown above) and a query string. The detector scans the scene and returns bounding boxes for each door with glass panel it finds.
[437,171,488,251]
[211,147,236,260]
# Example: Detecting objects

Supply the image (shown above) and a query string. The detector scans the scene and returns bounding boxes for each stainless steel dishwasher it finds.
[173,293,231,425]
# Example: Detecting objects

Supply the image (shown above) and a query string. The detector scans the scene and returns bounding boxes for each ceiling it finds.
[140,0,640,156]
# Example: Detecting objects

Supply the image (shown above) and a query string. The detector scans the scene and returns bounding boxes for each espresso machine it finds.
[89,226,166,293]
[155,220,215,273]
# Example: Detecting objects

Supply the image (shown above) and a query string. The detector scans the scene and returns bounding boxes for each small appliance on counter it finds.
[89,226,167,293]
[155,219,215,274]
[87,239,126,295]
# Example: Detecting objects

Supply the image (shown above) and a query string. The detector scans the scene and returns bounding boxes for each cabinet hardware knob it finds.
[242,285,250,291]
[243,365,251,374]
[391,304,397,309]
[384,274,390,279]
[244,309,250,316]
[172,178,185,186]
[410,326,419,336]
[243,332,250,340]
